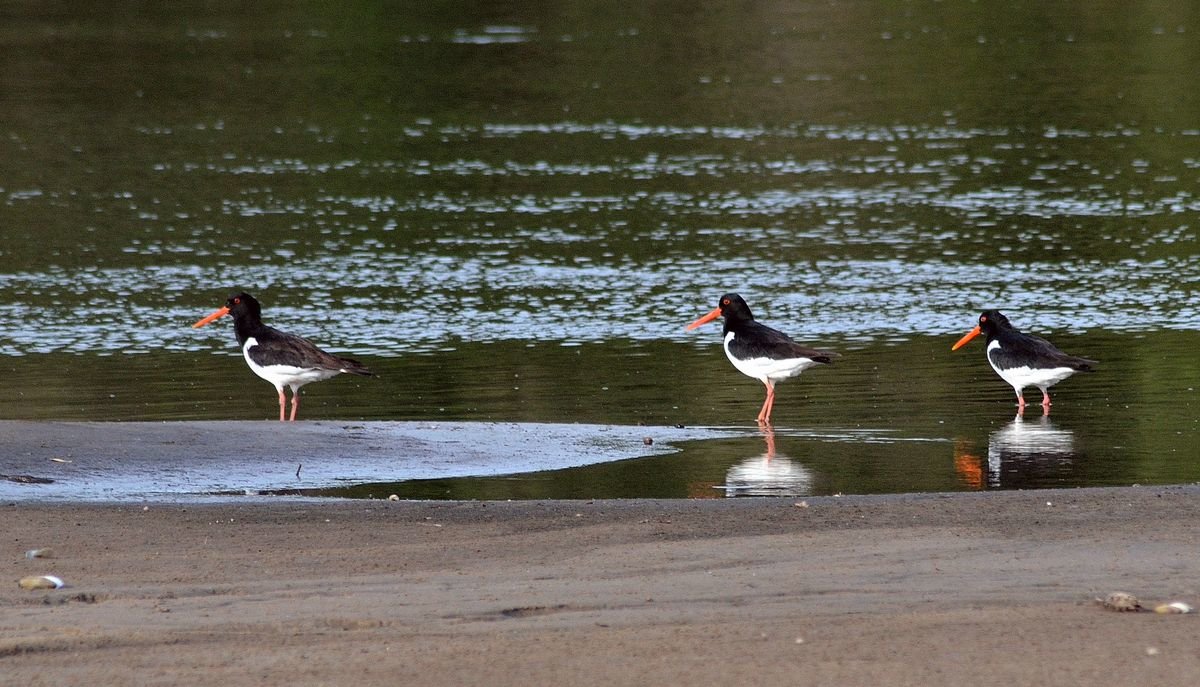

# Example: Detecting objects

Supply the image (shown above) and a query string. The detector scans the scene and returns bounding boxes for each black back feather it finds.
[226,292,373,375]
[981,310,1096,371]
[718,293,839,363]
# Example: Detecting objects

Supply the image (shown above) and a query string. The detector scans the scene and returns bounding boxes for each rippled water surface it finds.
[1,1,1198,499]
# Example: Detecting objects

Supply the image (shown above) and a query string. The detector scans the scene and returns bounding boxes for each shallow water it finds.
[1,1,1198,499]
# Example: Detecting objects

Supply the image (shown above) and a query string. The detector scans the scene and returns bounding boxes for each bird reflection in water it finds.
[954,414,1076,489]
[720,427,814,497]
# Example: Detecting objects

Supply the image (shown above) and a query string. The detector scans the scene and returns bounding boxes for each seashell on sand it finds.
[18,575,65,591]
[1154,602,1193,615]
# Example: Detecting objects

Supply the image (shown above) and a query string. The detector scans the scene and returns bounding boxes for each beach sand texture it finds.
[4,487,1200,686]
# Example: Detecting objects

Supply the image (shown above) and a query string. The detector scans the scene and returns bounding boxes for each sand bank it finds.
[4,487,1200,685]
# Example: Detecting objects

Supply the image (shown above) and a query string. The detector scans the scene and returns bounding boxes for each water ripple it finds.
[1,249,1197,357]
[4,121,1198,356]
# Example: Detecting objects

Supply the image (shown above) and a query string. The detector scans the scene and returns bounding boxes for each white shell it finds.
[1154,602,1193,615]
[18,575,64,590]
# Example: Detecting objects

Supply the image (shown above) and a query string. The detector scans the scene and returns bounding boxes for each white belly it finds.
[243,337,340,390]
[986,340,1077,391]
[723,332,820,383]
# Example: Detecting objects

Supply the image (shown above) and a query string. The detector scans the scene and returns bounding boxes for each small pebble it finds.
[25,548,53,559]
[642,437,653,445]
[387,494,400,501]
[18,575,64,590]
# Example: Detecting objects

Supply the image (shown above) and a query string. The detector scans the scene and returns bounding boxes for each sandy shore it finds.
[4,487,1200,686]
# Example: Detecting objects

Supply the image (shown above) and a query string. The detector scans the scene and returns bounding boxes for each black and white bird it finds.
[193,292,373,421]
[951,310,1096,412]
[686,293,838,425]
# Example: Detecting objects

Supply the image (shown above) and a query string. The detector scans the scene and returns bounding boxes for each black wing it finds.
[249,327,373,375]
[991,331,1096,371]
[728,321,839,363]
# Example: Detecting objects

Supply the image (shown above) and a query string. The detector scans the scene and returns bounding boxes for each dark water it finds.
[1,1,1198,499]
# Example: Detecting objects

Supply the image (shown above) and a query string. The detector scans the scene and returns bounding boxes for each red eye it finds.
[980,315,987,323]
[722,298,730,305]
[233,298,241,304]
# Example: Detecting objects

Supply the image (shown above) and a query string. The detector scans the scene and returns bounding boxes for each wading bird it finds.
[951,309,1095,412]
[686,293,838,425]
[193,292,373,421]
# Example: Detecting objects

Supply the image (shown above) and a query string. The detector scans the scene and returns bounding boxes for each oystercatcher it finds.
[686,293,838,425]
[951,310,1096,411]
[192,292,373,421]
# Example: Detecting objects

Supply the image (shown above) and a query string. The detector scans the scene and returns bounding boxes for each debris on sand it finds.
[1154,602,1193,615]
[1097,591,1141,612]
[1097,592,1194,615]
[1,474,55,484]
[18,575,65,590]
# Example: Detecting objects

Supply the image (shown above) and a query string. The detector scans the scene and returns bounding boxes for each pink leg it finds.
[289,391,300,422]
[1040,389,1051,407]
[276,389,287,422]
[757,380,775,425]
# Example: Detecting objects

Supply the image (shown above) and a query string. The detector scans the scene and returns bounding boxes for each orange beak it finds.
[192,306,230,328]
[686,307,723,331]
[951,325,982,351]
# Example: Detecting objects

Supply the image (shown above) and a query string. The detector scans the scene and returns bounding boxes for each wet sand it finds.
[0,420,725,500]
[4,486,1200,686]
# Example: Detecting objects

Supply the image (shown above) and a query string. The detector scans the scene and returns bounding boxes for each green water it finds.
[1,1,1198,498]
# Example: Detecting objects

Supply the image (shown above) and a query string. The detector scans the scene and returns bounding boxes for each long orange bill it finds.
[951,325,982,351]
[192,306,231,328]
[686,307,723,331]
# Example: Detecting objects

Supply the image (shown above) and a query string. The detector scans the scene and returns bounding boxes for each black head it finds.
[715,293,754,321]
[192,291,265,335]
[951,309,1013,350]
[977,310,1012,336]
[686,292,756,330]
[224,292,262,319]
